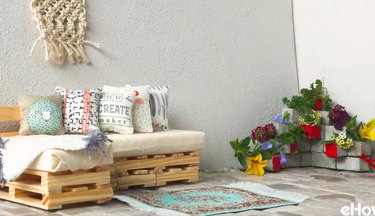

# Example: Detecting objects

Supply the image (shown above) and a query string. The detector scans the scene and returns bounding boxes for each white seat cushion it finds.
[28,148,113,173]
[110,130,205,158]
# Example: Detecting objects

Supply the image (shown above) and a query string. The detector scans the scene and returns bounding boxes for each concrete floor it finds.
[0,167,374,216]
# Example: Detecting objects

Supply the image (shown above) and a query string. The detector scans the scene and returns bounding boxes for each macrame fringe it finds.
[83,131,112,160]
[30,0,99,65]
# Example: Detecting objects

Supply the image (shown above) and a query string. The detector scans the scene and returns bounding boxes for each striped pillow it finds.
[150,86,169,130]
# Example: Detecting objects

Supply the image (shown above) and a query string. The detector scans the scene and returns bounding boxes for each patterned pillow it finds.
[55,87,101,134]
[18,95,65,135]
[99,86,136,134]
[150,86,169,130]
[125,85,153,133]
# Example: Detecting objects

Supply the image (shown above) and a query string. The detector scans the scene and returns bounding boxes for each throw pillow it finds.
[125,85,153,133]
[99,85,136,134]
[18,95,65,135]
[150,86,169,130]
[55,87,101,134]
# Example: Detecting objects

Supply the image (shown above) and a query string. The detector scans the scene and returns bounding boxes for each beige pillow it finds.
[18,95,65,135]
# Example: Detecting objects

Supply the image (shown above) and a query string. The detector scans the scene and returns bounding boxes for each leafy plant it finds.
[230,137,251,167]
[345,116,364,141]
[328,104,351,131]
[282,79,332,112]
[322,132,353,150]
[277,123,305,145]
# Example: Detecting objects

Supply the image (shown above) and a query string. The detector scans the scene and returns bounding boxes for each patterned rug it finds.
[115,182,308,216]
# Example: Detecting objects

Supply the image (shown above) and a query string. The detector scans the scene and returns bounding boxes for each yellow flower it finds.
[245,154,268,176]
[360,119,375,141]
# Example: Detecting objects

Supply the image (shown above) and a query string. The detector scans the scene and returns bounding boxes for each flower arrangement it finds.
[328,105,351,131]
[299,111,321,125]
[230,123,285,176]
[251,123,277,143]
[323,132,353,150]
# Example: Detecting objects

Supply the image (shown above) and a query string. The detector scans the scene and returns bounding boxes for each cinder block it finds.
[318,111,330,125]
[300,152,312,167]
[324,125,345,140]
[282,154,301,168]
[348,141,371,156]
[284,143,299,154]
[310,140,324,152]
[324,143,348,158]
[311,152,336,169]
[276,123,289,135]
[282,108,301,124]
[299,141,311,152]
[336,157,369,172]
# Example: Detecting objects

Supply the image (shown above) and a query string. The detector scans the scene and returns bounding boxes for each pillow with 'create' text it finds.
[99,85,136,134]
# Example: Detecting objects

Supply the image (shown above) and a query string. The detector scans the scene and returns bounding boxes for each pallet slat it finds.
[110,151,200,190]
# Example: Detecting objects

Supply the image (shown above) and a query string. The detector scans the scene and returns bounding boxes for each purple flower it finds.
[280,152,287,165]
[261,142,273,150]
[276,141,282,148]
[273,114,288,125]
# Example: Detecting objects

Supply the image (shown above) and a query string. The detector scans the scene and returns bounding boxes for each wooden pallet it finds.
[0,166,113,210]
[110,151,200,190]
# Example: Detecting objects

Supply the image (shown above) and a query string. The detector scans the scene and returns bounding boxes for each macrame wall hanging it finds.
[30,0,100,65]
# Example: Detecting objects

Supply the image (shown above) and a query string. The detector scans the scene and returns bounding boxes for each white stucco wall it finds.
[0,0,298,170]
[294,0,375,122]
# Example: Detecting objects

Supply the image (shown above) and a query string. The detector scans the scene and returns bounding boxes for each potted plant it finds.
[309,79,332,111]
[328,104,351,131]
[282,79,332,113]
[299,111,321,139]
[230,123,285,174]
[277,123,305,154]
[323,131,352,158]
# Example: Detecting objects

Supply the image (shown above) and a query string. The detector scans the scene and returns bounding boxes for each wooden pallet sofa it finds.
[0,105,205,209]
[0,106,114,210]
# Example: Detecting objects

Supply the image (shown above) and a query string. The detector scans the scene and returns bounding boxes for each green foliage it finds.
[345,116,364,141]
[299,111,321,126]
[230,137,250,167]
[277,124,305,145]
[282,79,332,112]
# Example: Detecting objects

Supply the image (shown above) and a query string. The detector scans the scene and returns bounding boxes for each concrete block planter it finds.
[310,140,324,153]
[284,143,299,154]
[324,143,348,158]
[265,155,281,172]
[299,141,311,152]
[300,152,312,167]
[300,125,321,139]
[324,125,345,140]
[348,141,371,157]
[282,108,301,123]
[276,123,289,135]
[282,154,301,168]
[317,111,329,125]
[336,157,370,172]
[311,152,336,169]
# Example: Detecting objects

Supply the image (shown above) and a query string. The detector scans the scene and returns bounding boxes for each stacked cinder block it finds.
[279,108,373,172]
